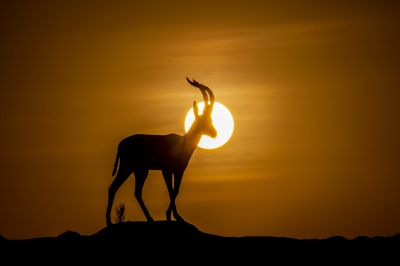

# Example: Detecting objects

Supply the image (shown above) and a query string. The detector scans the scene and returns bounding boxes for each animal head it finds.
[186,77,217,139]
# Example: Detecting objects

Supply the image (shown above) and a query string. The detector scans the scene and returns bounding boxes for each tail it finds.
[112,148,120,176]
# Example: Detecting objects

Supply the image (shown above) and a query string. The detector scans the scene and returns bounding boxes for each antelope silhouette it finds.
[106,78,216,226]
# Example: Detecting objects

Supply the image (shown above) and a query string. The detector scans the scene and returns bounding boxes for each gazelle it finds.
[106,78,216,226]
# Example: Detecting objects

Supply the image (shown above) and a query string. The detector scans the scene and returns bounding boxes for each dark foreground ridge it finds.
[1,221,399,243]
[91,220,219,241]
[1,222,399,262]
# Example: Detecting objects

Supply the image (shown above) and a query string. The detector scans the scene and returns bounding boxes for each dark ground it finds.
[1,221,399,262]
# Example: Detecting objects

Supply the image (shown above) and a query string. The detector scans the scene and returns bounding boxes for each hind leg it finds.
[134,169,153,222]
[106,166,131,226]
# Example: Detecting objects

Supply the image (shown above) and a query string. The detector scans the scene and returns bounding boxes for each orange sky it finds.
[1,1,399,239]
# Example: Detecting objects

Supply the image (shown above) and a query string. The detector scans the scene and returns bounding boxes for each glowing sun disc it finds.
[184,101,234,149]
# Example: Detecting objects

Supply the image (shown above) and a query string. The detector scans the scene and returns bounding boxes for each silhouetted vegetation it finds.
[113,203,125,224]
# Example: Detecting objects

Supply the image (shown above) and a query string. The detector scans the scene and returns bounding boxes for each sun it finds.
[184,101,234,149]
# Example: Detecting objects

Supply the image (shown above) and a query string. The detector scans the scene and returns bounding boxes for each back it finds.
[119,134,185,169]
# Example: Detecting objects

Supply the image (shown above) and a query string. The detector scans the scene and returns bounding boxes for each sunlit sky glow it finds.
[0,1,399,239]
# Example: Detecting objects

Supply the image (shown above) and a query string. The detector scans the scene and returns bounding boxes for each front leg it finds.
[171,170,185,222]
[162,170,174,221]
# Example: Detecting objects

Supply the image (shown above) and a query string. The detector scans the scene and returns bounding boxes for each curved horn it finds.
[192,79,215,110]
[202,83,215,106]
[186,77,208,103]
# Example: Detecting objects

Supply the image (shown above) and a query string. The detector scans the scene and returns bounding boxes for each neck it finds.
[184,126,202,150]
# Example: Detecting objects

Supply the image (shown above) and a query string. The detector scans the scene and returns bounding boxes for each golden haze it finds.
[0,1,399,239]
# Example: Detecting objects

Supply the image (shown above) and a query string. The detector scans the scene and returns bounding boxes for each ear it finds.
[193,101,199,118]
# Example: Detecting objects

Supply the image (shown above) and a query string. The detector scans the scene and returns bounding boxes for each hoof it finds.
[173,213,185,223]
[166,210,172,221]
